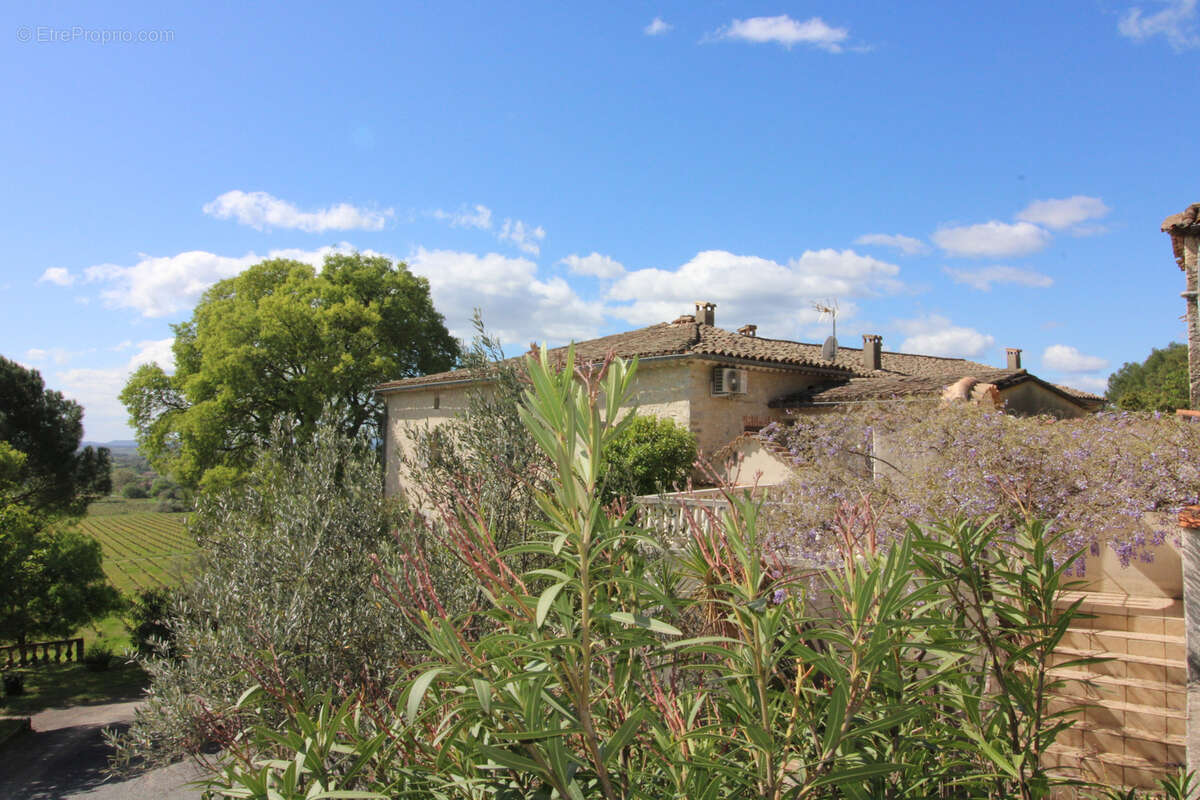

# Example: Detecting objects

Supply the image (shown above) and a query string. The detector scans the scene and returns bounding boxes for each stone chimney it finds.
[694,301,716,326]
[1006,348,1022,370]
[862,334,882,371]
[1163,203,1200,410]
[738,324,757,337]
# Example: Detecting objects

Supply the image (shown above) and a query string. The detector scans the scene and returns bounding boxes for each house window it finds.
[433,393,440,409]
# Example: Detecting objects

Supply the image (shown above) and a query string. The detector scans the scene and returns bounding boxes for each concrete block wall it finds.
[1044,538,1187,792]
[1046,591,1186,792]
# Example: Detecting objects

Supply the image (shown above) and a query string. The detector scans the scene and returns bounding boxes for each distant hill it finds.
[82,440,138,450]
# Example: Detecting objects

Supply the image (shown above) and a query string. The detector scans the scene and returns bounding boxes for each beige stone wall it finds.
[384,359,825,496]
[384,362,695,498]
[720,438,795,487]
[685,362,821,458]
[1183,235,1199,409]
[621,361,692,428]
[1000,382,1089,418]
[1075,516,1183,599]
[383,384,472,498]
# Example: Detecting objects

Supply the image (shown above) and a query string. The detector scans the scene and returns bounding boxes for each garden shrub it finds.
[124,586,177,658]
[201,349,1100,800]
[2,671,24,696]
[83,641,114,672]
[600,412,697,499]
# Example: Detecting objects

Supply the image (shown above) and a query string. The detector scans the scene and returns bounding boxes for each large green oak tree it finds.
[120,253,459,489]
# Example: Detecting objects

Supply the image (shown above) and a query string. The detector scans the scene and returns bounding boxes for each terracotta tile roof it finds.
[377,318,854,391]
[376,315,1100,412]
[1181,505,1200,529]
[1162,202,1200,271]
[769,368,1102,409]
[1049,382,1104,403]
[781,341,996,378]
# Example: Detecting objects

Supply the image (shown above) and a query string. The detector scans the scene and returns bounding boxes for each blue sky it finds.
[3,1,1198,440]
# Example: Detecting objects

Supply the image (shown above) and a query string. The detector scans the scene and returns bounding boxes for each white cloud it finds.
[712,14,850,52]
[432,204,493,230]
[931,221,1051,258]
[606,248,901,333]
[1042,344,1109,373]
[499,219,546,255]
[561,252,625,279]
[128,338,176,372]
[1016,196,1111,231]
[943,265,1054,291]
[55,338,176,441]
[38,267,75,286]
[644,17,672,35]
[23,346,92,366]
[407,248,605,346]
[82,243,366,318]
[894,314,995,358]
[853,233,930,256]
[1069,374,1110,393]
[203,190,393,232]
[1119,0,1199,50]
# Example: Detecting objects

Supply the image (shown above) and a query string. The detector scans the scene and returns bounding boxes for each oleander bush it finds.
[199,350,1105,800]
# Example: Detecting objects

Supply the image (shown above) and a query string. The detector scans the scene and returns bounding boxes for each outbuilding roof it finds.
[769,368,1103,409]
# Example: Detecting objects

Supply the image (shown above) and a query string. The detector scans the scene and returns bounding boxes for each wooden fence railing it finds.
[1,638,85,668]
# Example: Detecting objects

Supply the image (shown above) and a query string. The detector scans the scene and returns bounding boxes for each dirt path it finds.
[0,701,204,799]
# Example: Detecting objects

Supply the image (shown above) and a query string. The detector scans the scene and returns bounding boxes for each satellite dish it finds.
[821,335,838,361]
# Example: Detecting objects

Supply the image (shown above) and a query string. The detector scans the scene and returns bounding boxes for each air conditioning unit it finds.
[712,367,748,396]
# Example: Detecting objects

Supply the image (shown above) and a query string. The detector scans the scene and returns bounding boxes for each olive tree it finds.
[111,419,413,768]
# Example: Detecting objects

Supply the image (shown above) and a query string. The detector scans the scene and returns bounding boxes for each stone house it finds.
[376,301,1101,498]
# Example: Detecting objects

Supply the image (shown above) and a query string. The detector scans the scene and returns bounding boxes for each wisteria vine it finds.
[756,402,1200,574]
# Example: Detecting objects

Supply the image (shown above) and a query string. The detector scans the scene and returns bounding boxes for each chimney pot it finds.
[863,334,883,371]
[1006,347,1022,370]
[738,324,757,337]
[694,301,716,326]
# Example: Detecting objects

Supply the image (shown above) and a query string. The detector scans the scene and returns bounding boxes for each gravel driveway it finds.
[0,701,205,799]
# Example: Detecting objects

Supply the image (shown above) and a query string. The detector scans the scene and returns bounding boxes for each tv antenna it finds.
[814,300,839,361]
